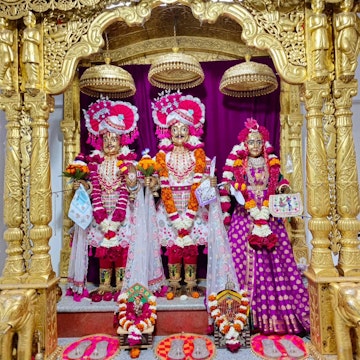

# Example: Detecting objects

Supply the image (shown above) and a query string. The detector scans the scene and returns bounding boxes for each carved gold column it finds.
[59,76,81,280]
[0,94,24,282]
[303,81,339,356]
[25,91,56,283]
[22,91,59,358]
[333,79,360,276]
[303,81,337,277]
[280,81,308,264]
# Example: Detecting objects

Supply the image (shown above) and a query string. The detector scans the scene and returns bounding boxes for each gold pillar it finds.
[59,75,81,280]
[22,91,59,357]
[303,81,338,277]
[25,91,55,283]
[303,81,339,356]
[280,82,308,263]
[0,94,25,282]
[333,79,360,276]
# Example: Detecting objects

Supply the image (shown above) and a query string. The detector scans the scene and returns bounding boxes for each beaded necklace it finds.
[156,147,206,240]
[89,154,129,226]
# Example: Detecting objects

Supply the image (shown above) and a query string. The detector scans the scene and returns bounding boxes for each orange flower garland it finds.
[156,148,206,244]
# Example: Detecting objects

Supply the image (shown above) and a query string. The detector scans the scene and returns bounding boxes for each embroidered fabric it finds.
[122,188,166,293]
[67,225,89,296]
[206,193,239,302]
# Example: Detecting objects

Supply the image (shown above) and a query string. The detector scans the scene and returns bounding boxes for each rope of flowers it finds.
[220,145,288,250]
[156,147,206,247]
[88,153,130,240]
[117,293,157,346]
[208,291,250,352]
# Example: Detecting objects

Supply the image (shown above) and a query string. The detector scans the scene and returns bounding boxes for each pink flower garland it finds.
[88,154,130,226]
[221,148,289,250]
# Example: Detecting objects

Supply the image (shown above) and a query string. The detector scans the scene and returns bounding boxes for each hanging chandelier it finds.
[148,47,204,89]
[79,57,136,98]
[219,55,278,97]
[148,19,204,89]
[79,33,136,98]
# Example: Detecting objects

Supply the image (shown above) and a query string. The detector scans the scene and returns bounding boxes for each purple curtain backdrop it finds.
[80,57,281,176]
[80,58,281,284]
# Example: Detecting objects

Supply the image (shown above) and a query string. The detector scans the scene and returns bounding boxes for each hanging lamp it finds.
[79,33,136,98]
[219,54,278,97]
[148,20,204,89]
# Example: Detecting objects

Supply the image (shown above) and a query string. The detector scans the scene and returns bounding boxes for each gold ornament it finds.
[219,55,278,97]
[79,57,136,98]
[148,47,204,89]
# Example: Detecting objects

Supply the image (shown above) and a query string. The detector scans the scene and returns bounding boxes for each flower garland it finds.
[208,291,249,352]
[156,147,206,247]
[117,293,157,346]
[88,153,130,239]
[221,145,288,250]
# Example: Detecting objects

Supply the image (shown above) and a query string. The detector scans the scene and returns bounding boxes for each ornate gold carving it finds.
[0,289,37,360]
[32,279,60,358]
[330,282,360,360]
[334,0,359,83]
[333,79,360,276]
[90,37,267,65]
[307,0,332,83]
[303,81,338,277]
[244,2,306,67]
[323,97,341,255]
[19,108,32,273]
[0,17,16,96]
[308,277,337,355]
[60,76,81,279]
[21,12,41,95]
[280,81,308,264]
[25,92,56,282]
[0,0,103,20]
[44,1,307,94]
[0,94,25,282]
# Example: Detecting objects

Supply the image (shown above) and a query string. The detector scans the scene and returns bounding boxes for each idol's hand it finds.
[210,176,217,188]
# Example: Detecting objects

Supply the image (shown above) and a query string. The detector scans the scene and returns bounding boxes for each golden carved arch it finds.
[45,0,307,95]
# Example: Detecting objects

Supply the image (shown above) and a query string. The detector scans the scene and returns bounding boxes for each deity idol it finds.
[151,91,212,296]
[220,118,310,335]
[66,99,143,301]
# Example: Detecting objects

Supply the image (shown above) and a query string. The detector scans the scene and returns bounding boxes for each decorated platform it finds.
[57,283,208,338]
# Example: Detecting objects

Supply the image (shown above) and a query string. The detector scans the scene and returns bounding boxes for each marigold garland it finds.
[156,148,206,246]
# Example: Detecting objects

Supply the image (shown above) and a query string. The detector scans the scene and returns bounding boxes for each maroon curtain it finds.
[80,57,280,176]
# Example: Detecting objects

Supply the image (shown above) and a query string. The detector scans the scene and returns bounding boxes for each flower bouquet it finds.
[63,159,89,182]
[137,149,161,196]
